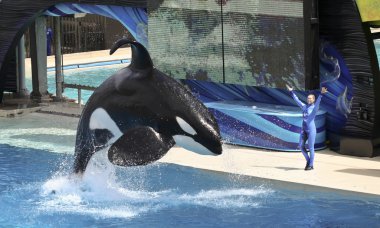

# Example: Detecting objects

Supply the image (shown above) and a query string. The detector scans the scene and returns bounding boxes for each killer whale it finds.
[73,39,223,174]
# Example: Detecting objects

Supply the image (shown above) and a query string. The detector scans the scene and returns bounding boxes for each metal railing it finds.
[63,83,97,107]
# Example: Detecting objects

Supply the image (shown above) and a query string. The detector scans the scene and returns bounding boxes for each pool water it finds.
[0,143,380,227]
[0,114,379,227]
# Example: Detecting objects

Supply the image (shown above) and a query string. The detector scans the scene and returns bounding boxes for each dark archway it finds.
[0,0,147,100]
[319,0,380,156]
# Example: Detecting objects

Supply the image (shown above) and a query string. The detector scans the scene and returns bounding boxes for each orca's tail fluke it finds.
[110,38,153,70]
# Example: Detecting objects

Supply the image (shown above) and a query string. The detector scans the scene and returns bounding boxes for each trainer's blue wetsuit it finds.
[291,91,323,167]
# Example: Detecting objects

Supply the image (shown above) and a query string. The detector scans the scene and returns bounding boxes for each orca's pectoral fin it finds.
[108,127,175,167]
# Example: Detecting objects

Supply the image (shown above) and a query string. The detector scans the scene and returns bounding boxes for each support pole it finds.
[30,16,49,102]
[54,17,63,100]
[17,35,29,98]
[78,88,81,108]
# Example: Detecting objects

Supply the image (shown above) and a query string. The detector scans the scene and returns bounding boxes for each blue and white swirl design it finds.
[182,41,352,150]
[205,101,326,151]
[44,3,148,47]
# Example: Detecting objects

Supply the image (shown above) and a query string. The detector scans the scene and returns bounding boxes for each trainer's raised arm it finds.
[287,84,305,109]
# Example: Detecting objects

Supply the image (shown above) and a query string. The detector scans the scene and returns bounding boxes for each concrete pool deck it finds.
[3,48,380,196]
[160,146,380,196]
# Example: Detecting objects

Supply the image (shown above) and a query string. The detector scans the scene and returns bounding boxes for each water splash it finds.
[40,149,165,219]
[178,188,266,208]
[38,147,272,219]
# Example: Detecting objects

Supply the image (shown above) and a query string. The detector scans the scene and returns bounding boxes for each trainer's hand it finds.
[286,84,293,91]
[321,87,328,94]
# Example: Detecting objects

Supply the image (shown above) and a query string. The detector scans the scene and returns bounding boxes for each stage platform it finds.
[205,101,327,151]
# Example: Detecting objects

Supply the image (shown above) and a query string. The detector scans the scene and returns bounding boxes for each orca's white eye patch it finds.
[176,117,196,135]
[89,108,123,139]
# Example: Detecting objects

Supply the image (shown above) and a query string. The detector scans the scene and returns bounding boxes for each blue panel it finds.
[205,101,327,151]
[44,3,148,47]
[183,42,352,149]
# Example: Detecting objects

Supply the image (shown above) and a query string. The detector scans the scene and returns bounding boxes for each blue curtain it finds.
[44,3,148,47]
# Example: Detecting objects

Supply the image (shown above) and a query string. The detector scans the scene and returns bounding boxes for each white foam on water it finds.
[39,172,158,219]
[0,128,76,154]
[39,148,166,219]
[37,147,272,219]
[178,188,269,208]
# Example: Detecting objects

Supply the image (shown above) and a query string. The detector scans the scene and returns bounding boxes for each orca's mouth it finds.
[206,141,223,155]
[195,134,223,156]
[173,135,222,156]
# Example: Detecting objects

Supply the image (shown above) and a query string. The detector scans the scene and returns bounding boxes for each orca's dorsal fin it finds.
[110,39,153,70]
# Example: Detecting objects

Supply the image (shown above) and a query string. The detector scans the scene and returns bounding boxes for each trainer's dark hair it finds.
[308,93,316,100]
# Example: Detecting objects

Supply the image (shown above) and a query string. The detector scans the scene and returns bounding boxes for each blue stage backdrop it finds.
[43,3,352,151]
[44,3,148,47]
[182,41,352,151]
